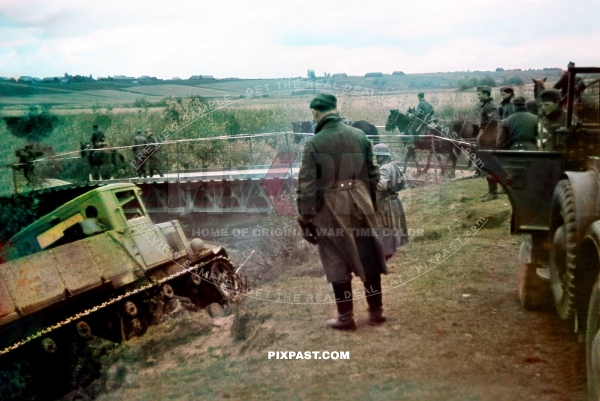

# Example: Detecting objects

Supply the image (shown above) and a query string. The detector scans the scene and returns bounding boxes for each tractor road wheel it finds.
[517,237,551,310]
[587,277,600,400]
[550,179,579,320]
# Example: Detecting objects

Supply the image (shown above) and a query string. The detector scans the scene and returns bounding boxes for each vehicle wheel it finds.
[210,260,237,301]
[517,237,552,309]
[550,179,579,320]
[587,277,600,400]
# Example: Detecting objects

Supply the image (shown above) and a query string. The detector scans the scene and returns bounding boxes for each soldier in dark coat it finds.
[145,129,164,177]
[475,86,500,202]
[539,89,577,150]
[497,96,538,150]
[296,93,387,331]
[132,130,147,178]
[90,125,105,149]
[407,92,434,137]
[373,143,409,259]
[498,86,516,120]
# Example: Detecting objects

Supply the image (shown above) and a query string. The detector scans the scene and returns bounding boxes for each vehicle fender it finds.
[563,171,600,243]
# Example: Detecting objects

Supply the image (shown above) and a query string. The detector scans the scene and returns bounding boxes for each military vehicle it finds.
[478,65,600,399]
[0,183,245,399]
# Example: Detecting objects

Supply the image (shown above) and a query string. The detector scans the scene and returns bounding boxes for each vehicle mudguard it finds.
[563,171,600,243]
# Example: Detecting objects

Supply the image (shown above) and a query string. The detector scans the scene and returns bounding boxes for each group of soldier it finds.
[130,129,164,178]
[401,81,573,202]
[89,125,164,179]
[476,83,572,201]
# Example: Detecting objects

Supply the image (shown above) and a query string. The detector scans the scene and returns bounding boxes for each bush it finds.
[457,76,496,91]
[505,75,524,86]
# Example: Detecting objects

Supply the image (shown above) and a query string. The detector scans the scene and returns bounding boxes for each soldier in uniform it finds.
[132,130,147,178]
[90,124,105,149]
[145,129,164,178]
[497,96,538,150]
[498,86,516,120]
[553,61,586,106]
[475,86,500,202]
[407,92,434,137]
[539,89,577,150]
[373,143,409,260]
[296,93,387,331]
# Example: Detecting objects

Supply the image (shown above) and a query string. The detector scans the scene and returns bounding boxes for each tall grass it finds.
[0,88,537,194]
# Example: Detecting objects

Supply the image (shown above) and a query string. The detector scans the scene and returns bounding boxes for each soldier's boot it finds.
[365,275,386,326]
[327,281,356,331]
[481,191,498,202]
[481,178,498,202]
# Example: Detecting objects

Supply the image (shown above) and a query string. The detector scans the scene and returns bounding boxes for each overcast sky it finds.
[1,0,599,79]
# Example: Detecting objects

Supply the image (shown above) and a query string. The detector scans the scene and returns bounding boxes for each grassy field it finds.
[0,68,561,111]
[83,178,586,401]
[0,79,541,197]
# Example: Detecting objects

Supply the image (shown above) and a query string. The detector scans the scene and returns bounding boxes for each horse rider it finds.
[499,86,516,120]
[475,86,500,202]
[296,93,387,331]
[407,92,434,138]
[373,143,409,260]
[496,96,538,151]
[539,89,577,150]
[145,128,164,178]
[132,130,147,178]
[91,124,105,149]
[553,61,586,106]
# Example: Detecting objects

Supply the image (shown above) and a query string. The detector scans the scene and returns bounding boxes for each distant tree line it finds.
[457,76,497,91]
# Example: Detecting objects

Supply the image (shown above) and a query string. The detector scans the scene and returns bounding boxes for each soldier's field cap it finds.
[512,95,526,106]
[500,85,514,93]
[417,92,425,98]
[145,128,152,133]
[539,89,561,103]
[476,86,491,94]
[136,130,142,134]
[526,99,539,114]
[309,93,337,111]
[93,124,98,129]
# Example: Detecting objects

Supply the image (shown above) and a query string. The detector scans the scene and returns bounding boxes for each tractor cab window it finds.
[36,213,84,250]
[115,190,145,220]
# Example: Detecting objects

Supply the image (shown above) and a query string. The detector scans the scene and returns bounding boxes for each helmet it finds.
[373,143,391,156]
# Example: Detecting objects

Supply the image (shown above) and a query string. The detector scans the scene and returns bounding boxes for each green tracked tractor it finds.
[0,183,245,400]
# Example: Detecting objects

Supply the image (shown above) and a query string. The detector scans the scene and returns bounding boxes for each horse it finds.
[351,120,380,143]
[80,141,126,181]
[291,118,380,144]
[532,77,547,100]
[385,109,479,177]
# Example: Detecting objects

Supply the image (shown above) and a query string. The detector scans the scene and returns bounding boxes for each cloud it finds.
[0,0,599,79]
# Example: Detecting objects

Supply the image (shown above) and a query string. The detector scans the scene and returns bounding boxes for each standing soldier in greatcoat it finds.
[296,93,387,331]
[475,86,500,202]
[145,128,164,178]
[131,130,147,178]
[373,143,409,259]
